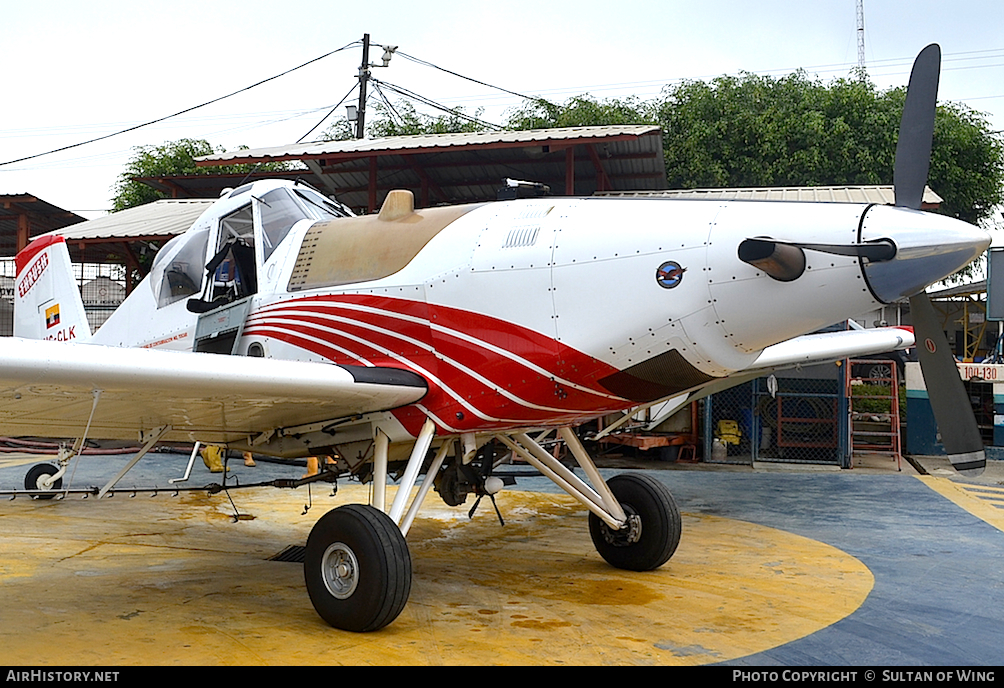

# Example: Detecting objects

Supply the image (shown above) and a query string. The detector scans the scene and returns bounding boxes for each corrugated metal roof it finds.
[197,125,664,164]
[191,125,667,212]
[599,185,943,206]
[0,195,85,257]
[44,198,214,241]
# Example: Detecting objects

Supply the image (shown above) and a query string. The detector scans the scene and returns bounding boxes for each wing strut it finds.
[97,425,171,498]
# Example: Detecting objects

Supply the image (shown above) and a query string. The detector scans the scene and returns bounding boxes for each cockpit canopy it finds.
[149,181,351,309]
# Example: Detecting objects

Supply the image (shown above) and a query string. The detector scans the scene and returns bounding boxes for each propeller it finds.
[897,44,986,475]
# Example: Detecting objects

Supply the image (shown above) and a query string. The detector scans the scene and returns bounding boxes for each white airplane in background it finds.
[0,45,989,632]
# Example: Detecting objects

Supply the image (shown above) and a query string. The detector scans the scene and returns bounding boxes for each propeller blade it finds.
[797,239,897,262]
[894,44,941,210]
[909,292,985,475]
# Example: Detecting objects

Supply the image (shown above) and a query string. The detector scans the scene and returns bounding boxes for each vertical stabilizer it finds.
[14,235,92,342]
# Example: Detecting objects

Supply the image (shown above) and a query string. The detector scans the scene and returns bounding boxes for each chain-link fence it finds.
[704,363,848,466]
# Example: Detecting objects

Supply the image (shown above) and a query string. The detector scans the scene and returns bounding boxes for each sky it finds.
[1,0,1002,219]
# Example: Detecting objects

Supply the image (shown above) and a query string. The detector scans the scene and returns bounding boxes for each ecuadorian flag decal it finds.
[45,303,60,329]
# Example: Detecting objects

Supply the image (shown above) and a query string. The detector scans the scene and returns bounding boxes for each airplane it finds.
[0,44,989,632]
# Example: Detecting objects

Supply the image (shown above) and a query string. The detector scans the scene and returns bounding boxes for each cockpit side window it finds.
[150,227,210,308]
[219,204,254,247]
[258,188,310,261]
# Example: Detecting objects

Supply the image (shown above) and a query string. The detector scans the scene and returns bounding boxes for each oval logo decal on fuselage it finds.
[656,261,686,289]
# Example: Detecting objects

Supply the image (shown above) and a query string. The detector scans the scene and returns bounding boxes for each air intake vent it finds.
[503,226,540,248]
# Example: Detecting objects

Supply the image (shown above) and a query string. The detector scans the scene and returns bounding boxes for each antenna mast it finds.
[856,0,866,72]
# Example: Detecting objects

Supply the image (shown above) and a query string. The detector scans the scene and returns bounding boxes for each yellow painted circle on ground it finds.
[0,485,871,665]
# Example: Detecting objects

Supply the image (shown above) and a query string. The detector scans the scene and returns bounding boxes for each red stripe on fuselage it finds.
[244,294,629,435]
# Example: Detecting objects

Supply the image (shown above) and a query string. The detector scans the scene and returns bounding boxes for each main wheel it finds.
[25,463,62,499]
[589,473,681,571]
[304,504,412,632]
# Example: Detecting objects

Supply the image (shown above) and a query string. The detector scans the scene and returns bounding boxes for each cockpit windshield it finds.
[258,188,306,262]
[293,187,352,220]
[259,186,351,261]
[149,227,210,308]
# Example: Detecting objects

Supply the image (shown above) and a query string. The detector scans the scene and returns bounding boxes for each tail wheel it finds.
[304,504,412,632]
[25,463,62,499]
[588,473,681,571]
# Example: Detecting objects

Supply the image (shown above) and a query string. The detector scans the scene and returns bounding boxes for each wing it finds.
[0,338,426,445]
[749,326,914,372]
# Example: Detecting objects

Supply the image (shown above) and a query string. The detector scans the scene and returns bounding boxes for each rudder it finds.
[14,235,92,342]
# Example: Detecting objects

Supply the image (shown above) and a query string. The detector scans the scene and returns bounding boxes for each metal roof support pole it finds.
[586,144,611,192]
[17,213,29,253]
[565,146,575,196]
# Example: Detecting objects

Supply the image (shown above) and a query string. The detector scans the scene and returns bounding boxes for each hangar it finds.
[157,125,668,212]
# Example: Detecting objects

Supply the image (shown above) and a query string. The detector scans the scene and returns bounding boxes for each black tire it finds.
[589,473,681,571]
[867,363,894,381]
[25,463,62,499]
[304,504,412,632]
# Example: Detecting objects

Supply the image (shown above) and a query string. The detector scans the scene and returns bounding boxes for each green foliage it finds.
[504,94,655,130]
[652,72,1003,230]
[930,101,1004,226]
[110,138,293,212]
[654,73,905,189]
[850,382,907,417]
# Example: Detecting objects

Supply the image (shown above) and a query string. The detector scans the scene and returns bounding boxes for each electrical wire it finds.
[371,78,501,129]
[295,82,360,143]
[0,41,361,168]
[395,50,549,105]
[370,81,406,127]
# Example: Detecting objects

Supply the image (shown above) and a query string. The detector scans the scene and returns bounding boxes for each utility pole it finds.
[356,33,371,139]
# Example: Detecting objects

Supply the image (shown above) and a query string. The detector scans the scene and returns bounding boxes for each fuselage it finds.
[93,180,988,439]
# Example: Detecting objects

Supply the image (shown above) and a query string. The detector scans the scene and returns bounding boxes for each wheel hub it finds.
[600,507,643,547]
[320,542,359,599]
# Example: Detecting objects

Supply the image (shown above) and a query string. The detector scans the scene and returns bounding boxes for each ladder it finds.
[846,359,902,470]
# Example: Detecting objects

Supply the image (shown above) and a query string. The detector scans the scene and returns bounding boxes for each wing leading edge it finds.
[0,338,427,445]
[749,326,914,372]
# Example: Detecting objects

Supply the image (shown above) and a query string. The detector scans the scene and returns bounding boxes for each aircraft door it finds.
[205,203,256,305]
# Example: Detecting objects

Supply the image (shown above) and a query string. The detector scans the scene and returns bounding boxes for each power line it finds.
[395,50,547,104]
[371,78,502,129]
[295,83,360,143]
[0,42,361,168]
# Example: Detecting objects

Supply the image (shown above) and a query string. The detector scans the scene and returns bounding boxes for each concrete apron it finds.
[0,485,872,666]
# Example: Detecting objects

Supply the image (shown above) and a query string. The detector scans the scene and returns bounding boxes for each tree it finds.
[110,138,293,211]
[651,72,1004,228]
[504,94,655,130]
